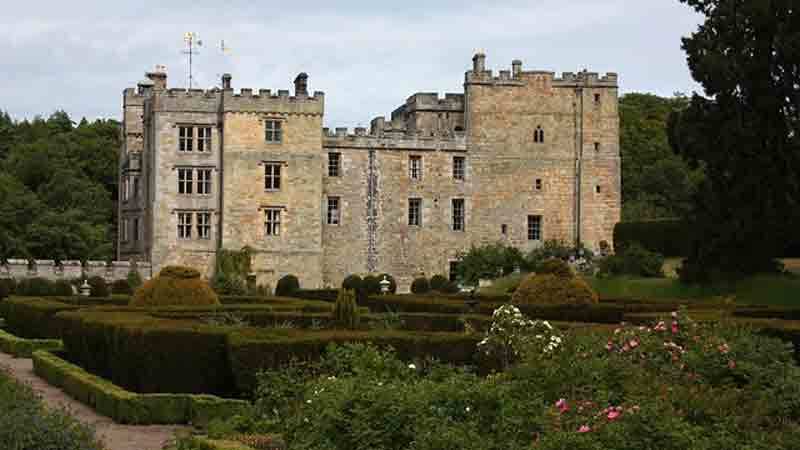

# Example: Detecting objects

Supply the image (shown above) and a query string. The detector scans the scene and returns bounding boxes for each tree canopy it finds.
[668,0,800,281]
[0,110,120,261]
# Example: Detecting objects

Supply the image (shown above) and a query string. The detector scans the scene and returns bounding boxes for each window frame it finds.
[452,156,465,181]
[527,215,542,241]
[132,218,139,242]
[264,208,282,236]
[452,198,465,232]
[178,168,194,195]
[196,168,212,195]
[534,126,545,143]
[328,152,341,177]
[264,163,282,191]
[179,126,194,152]
[327,196,341,225]
[177,212,193,239]
[408,198,422,227]
[409,155,423,180]
[265,120,283,144]
[197,126,212,153]
[121,218,129,242]
[535,178,543,191]
[197,212,211,240]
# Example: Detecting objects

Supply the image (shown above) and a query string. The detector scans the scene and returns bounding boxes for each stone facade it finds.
[119,53,621,291]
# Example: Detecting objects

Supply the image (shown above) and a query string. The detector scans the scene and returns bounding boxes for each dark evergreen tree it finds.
[669,0,800,281]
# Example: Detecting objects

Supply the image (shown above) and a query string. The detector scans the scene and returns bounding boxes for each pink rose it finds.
[629,339,639,348]
[671,322,679,334]
[607,409,622,421]
[578,425,591,433]
[728,360,736,369]
[556,398,569,413]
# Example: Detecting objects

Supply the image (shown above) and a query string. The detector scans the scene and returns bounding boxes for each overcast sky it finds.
[1,0,703,127]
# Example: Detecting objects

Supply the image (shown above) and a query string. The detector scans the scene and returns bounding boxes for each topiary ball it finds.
[410,277,430,294]
[511,273,598,305]
[341,274,363,292]
[378,274,397,294]
[362,275,381,296]
[275,274,300,297]
[536,258,573,278]
[429,274,448,291]
[87,276,109,298]
[0,278,14,300]
[130,265,219,307]
[111,278,133,295]
[53,279,75,296]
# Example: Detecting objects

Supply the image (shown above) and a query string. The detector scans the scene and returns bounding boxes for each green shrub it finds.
[527,239,574,267]
[127,269,143,291]
[211,271,248,296]
[291,289,339,302]
[0,278,16,299]
[0,366,103,450]
[429,274,448,291]
[52,279,74,296]
[275,275,300,297]
[537,258,573,277]
[456,243,527,285]
[0,298,81,339]
[16,277,55,296]
[410,277,430,294]
[111,278,132,295]
[441,280,461,294]
[613,219,690,257]
[341,274,363,292]
[377,274,397,294]
[599,242,665,278]
[86,276,108,298]
[362,275,381,296]
[130,265,219,307]
[333,289,360,330]
[512,273,598,305]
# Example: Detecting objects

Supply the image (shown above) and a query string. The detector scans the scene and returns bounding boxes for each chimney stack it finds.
[145,65,167,91]
[294,72,309,97]
[472,52,486,73]
[222,73,232,90]
[512,60,522,78]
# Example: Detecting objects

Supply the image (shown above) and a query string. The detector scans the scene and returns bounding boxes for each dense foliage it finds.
[410,277,430,294]
[333,289,360,330]
[275,275,300,297]
[215,309,800,450]
[512,273,598,306]
[130,265,219,307]
[614,219,690,256]
[0,110,120,261]
[456,243,526,285]
[598,242,665,278]
[212,247,253,296]
[668,0,800,281]
[0,367,103,450]
[86,275,108,298]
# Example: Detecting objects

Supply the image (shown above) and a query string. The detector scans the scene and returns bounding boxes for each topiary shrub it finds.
[16,277,54,296]
[212,272,248,296]
[111,278,132,295]
[127,269,143,291]
[87,276,109,298]
[598,242,664,278]
[429,274,448,291]
[275,275,300,297]
[441,280,461,294]
[341,274,363,292]
[378,274,397,294]
[536,258,573,278]
[332,289,360,330]
[410,277,430,294]
[511,273,598,305]
[130,265,220,307]
[362,275,381,296]
[53,279,74,296]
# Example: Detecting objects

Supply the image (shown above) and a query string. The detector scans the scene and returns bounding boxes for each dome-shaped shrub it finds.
[111,278,132,295]
[275,274,300,297]
[341,274,363,292]
[87,276,109,298]
[536,258,573,278]
[410,277,430,294]
[130,265,219,307]
[53,279,75,296]
[378,274,397,294]
[429,274,448,291]
[511,273,598,305]
[362,275,381,296]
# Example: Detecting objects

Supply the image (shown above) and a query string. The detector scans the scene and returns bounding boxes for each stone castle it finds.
[118,52,621,291]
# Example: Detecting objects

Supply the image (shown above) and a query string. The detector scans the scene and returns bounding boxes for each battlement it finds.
[465,53,618,88]
[322,126,467,151]
[223,88,324,114]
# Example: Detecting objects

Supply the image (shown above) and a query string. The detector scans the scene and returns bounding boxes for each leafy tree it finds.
[0,174,42,259]
[669,0,800,281]
[456,243,526,285]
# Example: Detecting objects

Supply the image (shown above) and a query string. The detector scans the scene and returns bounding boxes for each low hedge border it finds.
[0,297,82,339]
[32,350,250,425]
[0,329,62,357]
[187,436,286,450]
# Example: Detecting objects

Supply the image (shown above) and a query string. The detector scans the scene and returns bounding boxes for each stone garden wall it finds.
[0,259,152,282]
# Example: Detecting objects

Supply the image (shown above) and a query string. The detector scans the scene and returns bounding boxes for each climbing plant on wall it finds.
[211,246,253,295]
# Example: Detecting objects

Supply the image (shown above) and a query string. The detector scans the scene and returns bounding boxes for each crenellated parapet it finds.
[465,52,617,88]
[223,88,324,115]
[322,127,467,151]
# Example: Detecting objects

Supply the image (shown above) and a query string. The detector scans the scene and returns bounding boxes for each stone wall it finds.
[0,260,152,281]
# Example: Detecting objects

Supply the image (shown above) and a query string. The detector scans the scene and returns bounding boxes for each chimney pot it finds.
[222,73,232,90]
[294,72,309,97]
[512,60,522,77]
[472,52,486,73]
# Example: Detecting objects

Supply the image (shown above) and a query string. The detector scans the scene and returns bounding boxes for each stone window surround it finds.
[451,198,465,232]
[120,218,130,242]
[173,166,217,195]
[173,123,216,154]
[177,212,193,239]
[527,215,542,241]
[408,198,422,227]
[196,211,212,240]
[264,118,284,144]
[328,152,341,177]
[409,155,423,180]
[262,161,284,191]
[452,156,465,181]
[534,125,545,143]
[172,209,218,240]
[196,168,213,196]
[326,196,341,225]
[263,207,283,236]
[535,178,543,191]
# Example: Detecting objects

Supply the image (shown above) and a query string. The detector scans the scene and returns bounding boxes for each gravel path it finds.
[0,351,190,450]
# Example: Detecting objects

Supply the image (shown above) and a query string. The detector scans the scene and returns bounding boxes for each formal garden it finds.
[2,232,800,449]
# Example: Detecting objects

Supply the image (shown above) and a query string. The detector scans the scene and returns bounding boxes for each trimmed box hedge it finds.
[32,350,249,425]
[0,297,82,338]
[0,329,63,357]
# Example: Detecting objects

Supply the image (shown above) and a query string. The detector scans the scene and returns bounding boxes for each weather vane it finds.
[182,32,203,89]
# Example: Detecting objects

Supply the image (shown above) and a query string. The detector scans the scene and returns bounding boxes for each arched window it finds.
[534,126,545,143]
